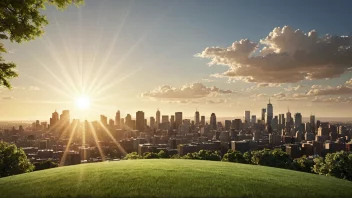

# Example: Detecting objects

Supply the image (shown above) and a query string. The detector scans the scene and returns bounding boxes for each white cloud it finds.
[285,85,306,91]
[312,96,352,103]
[197,26,352,83]
[307,85,352,96]
[346,78,352,85]
[141,82,233,99]
[201,78,214,82]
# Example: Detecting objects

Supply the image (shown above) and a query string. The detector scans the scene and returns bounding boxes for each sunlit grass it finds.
[0,160,351,198]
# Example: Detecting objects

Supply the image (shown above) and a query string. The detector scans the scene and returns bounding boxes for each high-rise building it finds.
[232,119,242,130]
[150,117,156,129]
[245,111,250,126]
[310,115,315,133]
[125,114,132,129]
[170,115,175,129]
[162,115,169,123]
[60,110,70,129]
[271,116,278,131]
[175,112,182,129]
[294,113,302,129]
[261,108,266,122]
[136,111,145,131]
[286,111,292,127]
[225,120,231,130]
[115,110,121,128]
[210,113,217,130]
[156,109,160,129]
[266,99,273,126]
[279,114,285,128]
[195,111,200,126]
[201,116,205,126]
[109,119,114,127]
[50,110,59,128]
[100,115,107,125]
[251,115,256,125]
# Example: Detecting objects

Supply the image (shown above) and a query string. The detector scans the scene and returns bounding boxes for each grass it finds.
[0,159,351,198]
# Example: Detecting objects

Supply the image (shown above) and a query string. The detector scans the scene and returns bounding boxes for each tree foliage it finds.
[123,152,143,160]
[291,156,314,173]
[313,151,352,181]
[222,150,247,163]
[249,149,292,169]
[0,141,34,177]
[0,0,83,88]
[143,152,159,159]
[33,159,58,171]
[182,150,221,161]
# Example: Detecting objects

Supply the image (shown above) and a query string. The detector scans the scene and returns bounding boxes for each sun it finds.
[75,96,91,110]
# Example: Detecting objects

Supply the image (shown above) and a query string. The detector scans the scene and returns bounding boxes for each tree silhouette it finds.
[0,0,83,88]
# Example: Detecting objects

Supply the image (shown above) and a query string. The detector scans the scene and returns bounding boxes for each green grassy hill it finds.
[0,159,351,198]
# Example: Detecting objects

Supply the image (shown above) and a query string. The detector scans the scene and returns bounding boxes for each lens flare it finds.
[75,96,90,109]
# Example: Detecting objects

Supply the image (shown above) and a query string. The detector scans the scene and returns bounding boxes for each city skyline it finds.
[1,0,352,120]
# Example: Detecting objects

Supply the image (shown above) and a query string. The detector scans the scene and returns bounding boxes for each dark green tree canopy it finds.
[0,141,34,177]
[0,0,83,88]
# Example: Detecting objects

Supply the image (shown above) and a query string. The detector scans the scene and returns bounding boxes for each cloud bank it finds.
[141,82,233,99]
[197,26,352,83]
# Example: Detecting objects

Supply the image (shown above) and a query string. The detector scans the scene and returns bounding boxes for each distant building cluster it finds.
[1,100,352,166]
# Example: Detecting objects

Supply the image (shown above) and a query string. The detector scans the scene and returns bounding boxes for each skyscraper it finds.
[210,113,217,130]
[267,99,273,126]
[170,115,175,129]
[100,115,107,125]
[162,115,169,123]
[294,113,302,129]
[310,115,315,133]
[286,111,292,127]
[261,108,266,122]
[50,110,59,128]
[150,117,155,129]
[251,115,256,125]
[175,112,182,129]
[125,114,132,129]
[156,109,160,129]
[195,111,200,126]
[115,110,120,128]
[136,111,145,131]
[245,111,250,126]
[201,116,205,126]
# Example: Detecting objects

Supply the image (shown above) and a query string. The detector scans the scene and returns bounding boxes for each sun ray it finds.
[59,121,78,166]
[52,14,80,93]
[93,67,143,96]
[87,121,105,161]
[40,36,80,95]
[23,74,73,99]
[98,121,127,156]
[30,57,74,96]
[86,3,132,94]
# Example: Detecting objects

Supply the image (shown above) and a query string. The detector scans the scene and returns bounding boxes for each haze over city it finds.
[0,0,352,121]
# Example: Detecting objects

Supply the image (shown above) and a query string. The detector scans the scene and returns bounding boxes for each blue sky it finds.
[1,0,352,121]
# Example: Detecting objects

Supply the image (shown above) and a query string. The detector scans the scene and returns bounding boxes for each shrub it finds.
[0,142,34,177]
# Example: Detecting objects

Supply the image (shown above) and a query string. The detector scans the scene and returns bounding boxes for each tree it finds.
[157,150,169,159]
[222,150,246,163]
[143,152,159,159]
[182,150,221,161]
[313,151,352,181]
[0,0,84,88]
[291,155,314,173]
[123,152,142,160]
[0,141,34,177]
[250,149,292,168]
[33,159,58,171]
